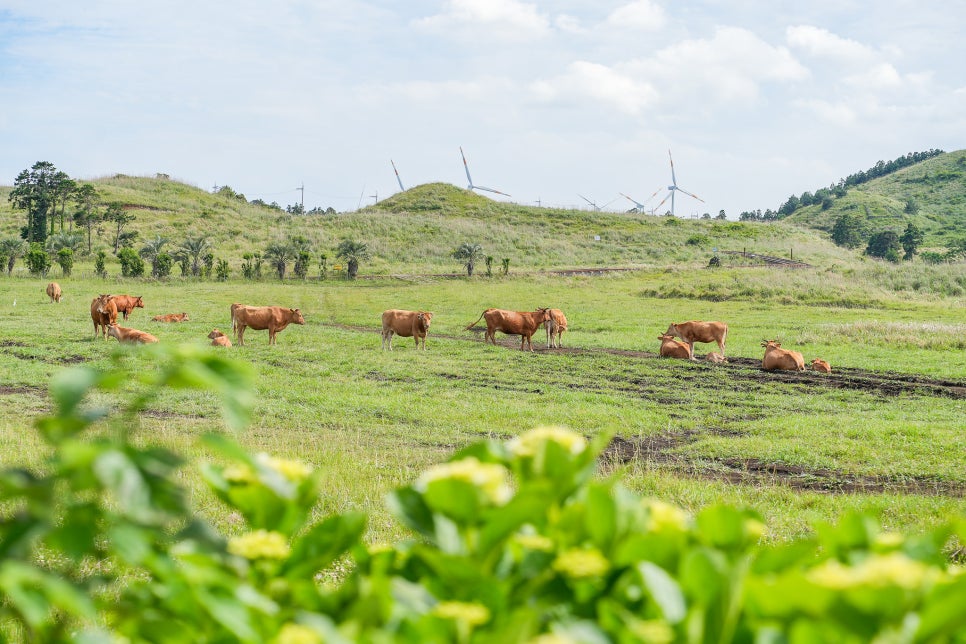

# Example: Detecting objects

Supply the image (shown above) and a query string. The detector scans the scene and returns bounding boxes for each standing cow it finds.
[46,282,62,303]
[545,308,568,349]
[231,304,305,345]
[761,340,805,371]
[466,308,551,352]
[90,294,118,339]
[111,295,144,320]
[664,320,728,359]
[381,309,433,350]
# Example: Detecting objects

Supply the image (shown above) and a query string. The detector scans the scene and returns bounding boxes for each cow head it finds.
[291,309,305,324]
[208,328,225,339]
[537,307,551,322]
[761,340,782,349]
[106,324,120,340]
[417,311,433,329]
[181,313,189,320]
[658,334,676,341]
[665,323,680,337]
[134,297,144,308]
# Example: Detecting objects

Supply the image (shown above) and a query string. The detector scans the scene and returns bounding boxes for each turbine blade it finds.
[654,192,672,212]
[620,192,645,208]
[677,187,704,202]
[391,160,405,191]
[460,147,474,188]
[668,149,677,186]
[474,185,510,197]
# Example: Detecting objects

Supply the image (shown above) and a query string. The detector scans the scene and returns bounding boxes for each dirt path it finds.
[340,324,966,400]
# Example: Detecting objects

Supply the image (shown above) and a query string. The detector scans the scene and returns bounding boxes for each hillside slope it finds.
[784,150,966,250]
[0,175,857,274]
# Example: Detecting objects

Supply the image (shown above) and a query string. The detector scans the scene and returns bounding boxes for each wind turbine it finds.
[652,149,704,216]
[620,187,662,214]
[391,160,405,191]
[579,194,620,212]
[460,147,510,197]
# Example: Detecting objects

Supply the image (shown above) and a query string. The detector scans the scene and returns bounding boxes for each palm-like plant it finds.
[174,235,212,277]
[453,242,485,277]
[0,238,27,275]
[335,239,371,279]
[45,231,84,254]
[140,236,170,277]
[264,241,295,280]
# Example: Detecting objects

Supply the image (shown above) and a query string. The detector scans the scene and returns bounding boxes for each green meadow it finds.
[1,268,963,546]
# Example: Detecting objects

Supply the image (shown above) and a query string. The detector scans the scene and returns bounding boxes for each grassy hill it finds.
[1,175,860,274]
[783,150,966,251]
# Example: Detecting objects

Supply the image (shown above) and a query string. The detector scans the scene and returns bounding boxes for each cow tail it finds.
[465,310,487,330]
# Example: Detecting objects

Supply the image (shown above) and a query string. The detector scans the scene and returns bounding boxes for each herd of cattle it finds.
[49,281,832,372]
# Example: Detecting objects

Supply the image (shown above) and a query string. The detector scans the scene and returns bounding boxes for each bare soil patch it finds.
[603,434,966,497]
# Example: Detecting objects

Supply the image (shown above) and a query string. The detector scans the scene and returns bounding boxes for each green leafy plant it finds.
[1,349,964,642]
[24,242,51,276]
[117,247,145,277]
[94,249,108,278]
[56,247,73,277]
[215,258,230,282]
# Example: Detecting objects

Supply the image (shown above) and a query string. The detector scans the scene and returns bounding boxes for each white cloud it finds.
[793,98,857,126]
[530,61,656,115]
[786,25,878,63]
[845,62,902,90]
[605,0,667,30]
[635,27,809,104]
[413,0,551,40]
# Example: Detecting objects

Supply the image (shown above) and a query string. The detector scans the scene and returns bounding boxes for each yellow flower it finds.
[222,464,255,483]
[643,499,689,533]
[258,453,313,483]
[273,623,323,644]
[416,457,512,505]
[552,548,610,579]
[433,601,491,626]
[745,519,766,541]
[509,427,587,458]
[872,532,904,550]
[228,530,291,560]
[513,533,555,552]
[860,553,933,589]
[808,553,935,591]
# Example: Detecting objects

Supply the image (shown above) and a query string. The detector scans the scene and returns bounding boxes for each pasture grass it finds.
[0,271,963,546]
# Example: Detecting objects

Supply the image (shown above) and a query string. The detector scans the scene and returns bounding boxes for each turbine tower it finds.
[460,147,510,197]
[652,149,704,216]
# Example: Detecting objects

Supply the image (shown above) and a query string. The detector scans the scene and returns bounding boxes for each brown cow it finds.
[466,308,551,352]
[545,308,568,349]
[107,324,159,344]
[811,358,832,373]
[111,295,144,320]
[381,309,433,350]
[658,334,694,359]
[705,352,728,364]
[90,294,118,339]
[153,312,190,323]
[761,340,805,371]
[208,328,232,347]
[664,320,728,358]
[231,304,305,345]
[46,282,62,303]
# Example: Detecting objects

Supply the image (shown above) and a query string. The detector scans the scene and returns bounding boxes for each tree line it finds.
[737,149,946,222]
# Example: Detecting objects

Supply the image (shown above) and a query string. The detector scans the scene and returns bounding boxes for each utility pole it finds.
[298,183,304,212]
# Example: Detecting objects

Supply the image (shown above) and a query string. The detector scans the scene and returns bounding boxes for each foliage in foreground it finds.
[0,347,964,642]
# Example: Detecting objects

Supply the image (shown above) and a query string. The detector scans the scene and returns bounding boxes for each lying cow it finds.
[153,312,190,323]
[811,358,832,373]
[761,340,805,371]
[110,295,144,320]
[664,320,728,358]
[545,308,568,349]
[90,294,118,339]
[705,352,728,364]
[658,334,694,359]
[381,309,433,350]
[107,323,159,344]
[46,282,62,303]
[466,308,551,352]
[231,304,305,345]
[208,328,232,347]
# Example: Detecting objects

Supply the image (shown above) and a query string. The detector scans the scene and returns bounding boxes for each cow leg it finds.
[269,329,276,345]
[237,326,245,346]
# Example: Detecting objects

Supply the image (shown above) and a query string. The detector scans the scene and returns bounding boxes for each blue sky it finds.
[2,0,964,217]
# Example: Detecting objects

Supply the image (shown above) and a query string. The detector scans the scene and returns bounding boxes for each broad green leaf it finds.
[284,512,366,579]
[638,561,687,623]
[387,487,435,538]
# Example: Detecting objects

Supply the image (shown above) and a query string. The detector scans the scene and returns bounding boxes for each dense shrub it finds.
[24,242,51,276]
[56,247,73,277]
[94,250,108,278]
[0,347,963,642]
[117,247,145,277]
